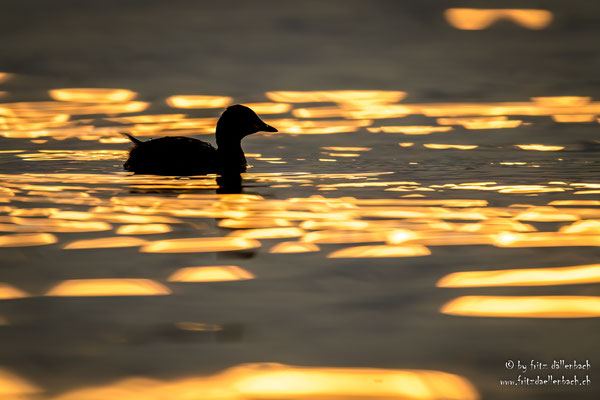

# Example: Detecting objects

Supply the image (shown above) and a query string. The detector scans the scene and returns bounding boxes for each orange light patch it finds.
[445,8,553,30]
[0,367,40,398]
[531,96,591,107]
[559,220,600,234]
[242,102,291,114]
[116,224,172,235]
[0,283,30,299]
[266,90,406,104]
[46,363,479,400]
[515,144,564,151]
[46,279,171,296]
[369,126,453,135]
[0,233,57,247]
[63,237,148,249]
[141,237,261,253]
[491,232,600,247]
[441,296,600,318]
[269,241,320,253]
[168,266,254,282]
[437,264,600,287]
[49,88,137,103]
[321,147,372,151]
[328,244,430,258]
[166,95,232,108]
[552,114,595,123]
[424,144,478,150]
[227,227,305,239]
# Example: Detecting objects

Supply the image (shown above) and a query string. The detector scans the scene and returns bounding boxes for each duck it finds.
[123,104,277,175]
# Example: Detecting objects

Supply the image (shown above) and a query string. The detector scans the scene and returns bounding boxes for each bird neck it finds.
[216,133,247,172]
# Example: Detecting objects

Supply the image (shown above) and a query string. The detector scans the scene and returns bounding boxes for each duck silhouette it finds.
[123,104,277,176]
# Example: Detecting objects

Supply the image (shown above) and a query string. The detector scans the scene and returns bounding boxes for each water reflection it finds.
[1,84,599,399]
[0,283,29,299]
[50,363,479,400]
[166,95,232,108]
[49,88,137,103]
[0,367,40,399]
[444,8,553,30]
[441,296,600,318]
[168,266,254,282]
[438,264,600,287]
[46,279,171,296]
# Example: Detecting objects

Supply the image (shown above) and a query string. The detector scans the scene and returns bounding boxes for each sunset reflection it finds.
[50,363,479,400]
[444,8,553,30]
[437,264,600,287]
[168,266,254,282]
[441,296,600,318]
[46,279,171,296]
[166,95,232,108]
[0,283,29,299]
[49,88,137,103]
[1,77,599,400]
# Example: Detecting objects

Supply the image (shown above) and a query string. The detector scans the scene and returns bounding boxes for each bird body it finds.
[123,105,277,176]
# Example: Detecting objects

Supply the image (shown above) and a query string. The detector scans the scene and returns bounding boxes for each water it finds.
[0,2,599,400]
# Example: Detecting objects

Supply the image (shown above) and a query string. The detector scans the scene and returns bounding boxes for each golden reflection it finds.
[51,362,479,400]
[0,218,112,233]
[437,264,600,287]
[242,102,291,114]
[302,230,388,244]
[218,218,293,229]
[18,150,127,161]
[514,207,579,222]
[423,144,478,150]
[326,152,360,157]
[515,144,565,151]
[531,96,591,106]
[550,200,600,206]
[0,367,40,398]
[166,95,232,108]
[106,114,187,123]
[266,90,406,104]
[0,283,29,299]
[444,8,553,30]
[436,116,523,130]
[269,241,320,253]
[168,266,254,282]
[268,118,371,134]
[552,114,595,122]
[398,142,415,147]
[0,233,57,247]
[559,220,600,234]
[49,88,137,103]
[328,244,430,258]
[46,279,171,296]
[492,232,600,247]
[227,227,305,239]
[368,126,453,134]
[63,237,148,249]
[141,237,261,253]
[51,211,180,224]
[116,224,172,235]
[441,296,600,318]
[0,101,148,117]
[321,147,371,151]
[0,72,11,83]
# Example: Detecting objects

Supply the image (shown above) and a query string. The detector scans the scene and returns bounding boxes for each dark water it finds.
[0,2,599,399]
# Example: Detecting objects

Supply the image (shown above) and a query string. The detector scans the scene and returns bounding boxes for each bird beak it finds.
[260,123,278,133]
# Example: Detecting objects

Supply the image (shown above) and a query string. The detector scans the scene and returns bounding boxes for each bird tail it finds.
[121,132,143,144]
